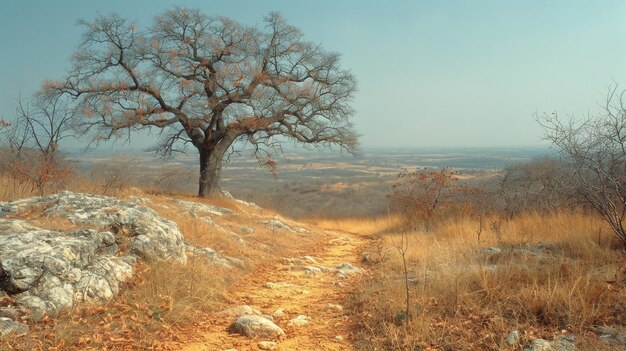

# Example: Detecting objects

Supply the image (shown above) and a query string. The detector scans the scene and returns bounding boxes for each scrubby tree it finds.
[391,167,460,227]
[498,156,570,217]
[47,8,358,197]
[1,93,75,195]
[538,85,626,247]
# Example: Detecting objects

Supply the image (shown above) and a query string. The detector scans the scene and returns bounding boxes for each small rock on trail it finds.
[231,315,285,339]
[257,341,277,350]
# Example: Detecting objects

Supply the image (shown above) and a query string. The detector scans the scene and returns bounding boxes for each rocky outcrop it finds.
[0,219,136,319]
[0,192,237,324]
[1,191,187,262]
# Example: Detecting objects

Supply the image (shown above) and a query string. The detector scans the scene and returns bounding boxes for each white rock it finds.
[288,314,311,327]
[0,192,237,322]
[231,315,285,339]
[272,308,286,318]
[257,341,277,350]
[176,199,234,216]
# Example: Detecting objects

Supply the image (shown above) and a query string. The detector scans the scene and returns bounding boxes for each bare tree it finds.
[47,9,358,197]
[538,85,626,247]
[1,93,75,195]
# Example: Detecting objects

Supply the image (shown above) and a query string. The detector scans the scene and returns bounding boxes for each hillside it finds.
[0,191,368,350]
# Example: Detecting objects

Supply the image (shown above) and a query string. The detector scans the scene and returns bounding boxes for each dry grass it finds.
[347,211,626,350]
[2,259,234,350]
[309,214,405,236]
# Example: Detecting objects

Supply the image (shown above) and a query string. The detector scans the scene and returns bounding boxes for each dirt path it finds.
[171,230,367,351]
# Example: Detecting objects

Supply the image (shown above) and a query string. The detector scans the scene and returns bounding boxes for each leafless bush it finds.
[0,93,75,195]
[538,85,626,247]
[497,156,571,217]
[391,168,459,227]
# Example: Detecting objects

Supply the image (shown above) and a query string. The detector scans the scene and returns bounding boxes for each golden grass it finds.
[308,213,404,236]
[348,211,626,350]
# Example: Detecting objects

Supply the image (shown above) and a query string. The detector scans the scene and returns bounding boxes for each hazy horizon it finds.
[2,1,626,149]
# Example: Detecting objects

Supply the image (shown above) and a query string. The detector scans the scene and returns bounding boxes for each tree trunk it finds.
[198,147,224,198]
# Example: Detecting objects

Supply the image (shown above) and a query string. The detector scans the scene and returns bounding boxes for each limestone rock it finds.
[186,244,243,268]
[231,315,285,339]
[0,307,20,320]
[0,222,135,318]
[234,199,262,211]
[0,192,237,322]
[272,308,285,318]
[506,330,520,345]
[266,218,291,231]
[0,317,28,337]
[593,325,626,345]
[336,263,364,277]
[176,199,234,217]
[0,191,187,262]
[257,341,277,350]
[524,335,575,351]
[288,314,311,327]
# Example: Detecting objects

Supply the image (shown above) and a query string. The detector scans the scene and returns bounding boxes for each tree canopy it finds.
[47,8,358,196]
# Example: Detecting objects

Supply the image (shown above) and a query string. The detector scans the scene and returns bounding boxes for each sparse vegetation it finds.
[344,211,626,351]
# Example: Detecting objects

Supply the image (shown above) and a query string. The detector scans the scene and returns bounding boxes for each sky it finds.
[2,0,626,150]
